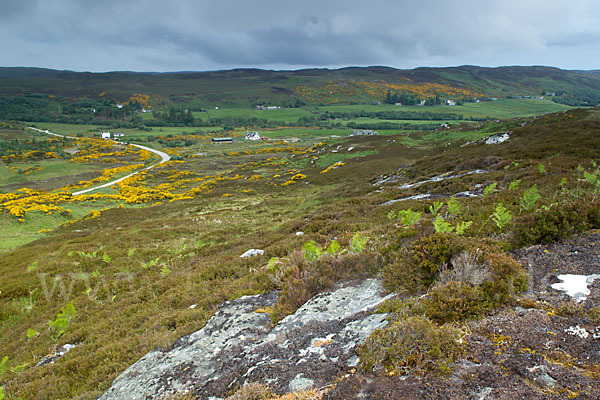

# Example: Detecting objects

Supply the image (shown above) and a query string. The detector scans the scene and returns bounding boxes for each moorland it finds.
[0,65,600,399]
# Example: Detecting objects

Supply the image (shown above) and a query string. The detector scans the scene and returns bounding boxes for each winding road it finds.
[27,127,171,195]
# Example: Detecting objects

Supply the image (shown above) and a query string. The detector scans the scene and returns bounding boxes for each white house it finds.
[100,131,111,139]
[245,132,261,141]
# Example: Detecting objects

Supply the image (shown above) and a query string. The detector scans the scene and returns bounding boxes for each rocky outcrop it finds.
[99,279,392,399]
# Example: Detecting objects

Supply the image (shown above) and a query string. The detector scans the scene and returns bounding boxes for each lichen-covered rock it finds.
[99,279,391,400]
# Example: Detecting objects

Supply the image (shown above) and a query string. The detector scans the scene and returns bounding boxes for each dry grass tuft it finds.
[437,251,490,286]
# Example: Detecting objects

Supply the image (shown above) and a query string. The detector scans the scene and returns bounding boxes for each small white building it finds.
[100,131,111,139]
[245,132,261,141]
[351,129,379,136]
[113,132,125,138]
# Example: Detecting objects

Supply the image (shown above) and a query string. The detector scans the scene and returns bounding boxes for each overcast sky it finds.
[1,0,599,72]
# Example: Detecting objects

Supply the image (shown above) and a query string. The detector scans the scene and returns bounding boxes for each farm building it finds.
[100,131,111,139]
[212,137,233,143]
[245,132,261,141]
[351,130,379,136]
[255,105,281,110]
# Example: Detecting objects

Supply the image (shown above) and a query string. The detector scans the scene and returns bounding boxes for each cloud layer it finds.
[1,0,599,71]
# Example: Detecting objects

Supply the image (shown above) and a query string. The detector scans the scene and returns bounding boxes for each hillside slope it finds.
[1,106,600,399]
[1,65,599,107]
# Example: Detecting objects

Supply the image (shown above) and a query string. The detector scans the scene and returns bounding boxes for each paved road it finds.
[27,127,171,195]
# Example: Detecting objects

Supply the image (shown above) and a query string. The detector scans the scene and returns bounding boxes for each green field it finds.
[193,107,314,122]
[0,160,103,190]
[0,200,135,252]
[319,98,575,119]
[186,98,575,122]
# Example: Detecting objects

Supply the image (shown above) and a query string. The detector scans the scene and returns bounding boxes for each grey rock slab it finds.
[203,279,392,397]
[99,292,277,400]
[99,279,391,399]
[396,169,486,190]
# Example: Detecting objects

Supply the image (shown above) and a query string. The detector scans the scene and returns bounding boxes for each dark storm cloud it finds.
[1,0,599,71]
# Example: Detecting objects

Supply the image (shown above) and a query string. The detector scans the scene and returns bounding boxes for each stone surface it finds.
[99,279,391,399]
[36,343,79,367]
[485,132,510,144]
[240,249,265,257]
[396,169,486,190]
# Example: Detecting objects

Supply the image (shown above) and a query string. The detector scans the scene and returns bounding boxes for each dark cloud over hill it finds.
[1,0,599,72]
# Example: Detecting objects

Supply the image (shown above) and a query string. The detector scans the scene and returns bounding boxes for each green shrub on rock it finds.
[421,281,487,324]
[269,236,380,322]
[359,316,465,375]
[225,383,272,400]
[383,232,465,293]
[411,233,464,286]
[383,233,527,311]
[512,200,600,246]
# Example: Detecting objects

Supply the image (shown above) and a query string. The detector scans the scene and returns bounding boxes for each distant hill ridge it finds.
[0,65,599,106]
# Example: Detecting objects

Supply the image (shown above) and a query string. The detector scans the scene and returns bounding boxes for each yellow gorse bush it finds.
[320,161,345,174]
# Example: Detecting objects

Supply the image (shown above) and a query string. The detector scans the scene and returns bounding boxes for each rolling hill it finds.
[0,65,599,107]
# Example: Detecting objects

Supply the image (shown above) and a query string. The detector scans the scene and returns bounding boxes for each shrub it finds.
[383,232,464,293]
[359,316,465,375]
[512,200,600,246]
[226,383,272,400]
[383,233,527,306]
[270,247,380,322]
[480,251,528,304]
[411,233,464,286]
[422,281,487,324]
[382,253,425,294]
